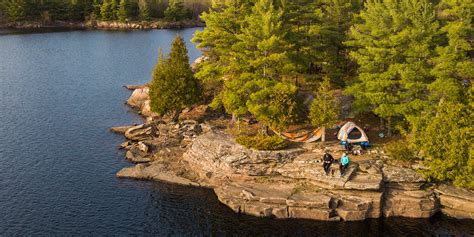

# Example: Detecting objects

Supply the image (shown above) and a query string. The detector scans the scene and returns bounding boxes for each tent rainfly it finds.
[337,122,369,146]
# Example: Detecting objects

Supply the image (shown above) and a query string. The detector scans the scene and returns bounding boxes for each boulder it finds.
[435,184,474,219]
[213,180,383,221]
[125,145,152,163]
[382,165,425,190]
[383,189,438,218]
[110,125,135,134]
[179,105,211,122]
[124,124,156,141]
[117,163,199,186]
[124,84,148,90]
[183,131,304,182]
[126,87,159,118]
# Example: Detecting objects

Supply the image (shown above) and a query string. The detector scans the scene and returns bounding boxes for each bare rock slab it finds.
[435,184,474,219]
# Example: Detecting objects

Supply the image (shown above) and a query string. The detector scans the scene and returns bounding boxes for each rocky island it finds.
[112,85,474,221]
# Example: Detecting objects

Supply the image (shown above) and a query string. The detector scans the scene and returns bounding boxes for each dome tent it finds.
[337,122,369,146]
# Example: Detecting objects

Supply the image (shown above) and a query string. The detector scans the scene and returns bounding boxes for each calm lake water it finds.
[0,28,473,236]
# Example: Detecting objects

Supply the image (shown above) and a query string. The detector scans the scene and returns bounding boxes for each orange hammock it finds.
[273,127,322,143]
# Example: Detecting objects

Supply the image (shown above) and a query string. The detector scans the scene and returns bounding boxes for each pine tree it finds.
[117,0,128,22]
[192,0,251,117]
[111,0,119,21]
[246,80,303,131]
[149,35,201,121]
[410,99,473,189]
[309,78,340,141]
[430,0,473,103]
[4,0,27,22]
[91,0,102,20]
[320,0,361,86]
[279,0,323,81]
[100,0,113,21]
[346,0,439,136]
[236,0,294,80]
[164,0,189,21]
[138,0,150,21]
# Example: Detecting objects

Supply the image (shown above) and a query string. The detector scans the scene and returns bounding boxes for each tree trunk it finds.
[237,117,241,133]
[261,124,269,136]
[231,113,237,124]
[321,126,326,142]
[380,117,385,130]
[387,117,392,137]
[171,109,180,123]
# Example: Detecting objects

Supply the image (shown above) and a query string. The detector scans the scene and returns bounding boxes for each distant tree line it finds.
[191,0,473,188]
[0,0,210,22]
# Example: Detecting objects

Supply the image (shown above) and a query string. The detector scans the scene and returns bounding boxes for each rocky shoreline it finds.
[112,85,474,221]
[0,20,204,30]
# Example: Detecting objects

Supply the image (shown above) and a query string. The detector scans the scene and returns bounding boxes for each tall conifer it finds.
[149,36,201,120]
[346,0,439,136]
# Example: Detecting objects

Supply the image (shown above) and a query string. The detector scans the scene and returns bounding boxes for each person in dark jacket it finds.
[322,150,334,175]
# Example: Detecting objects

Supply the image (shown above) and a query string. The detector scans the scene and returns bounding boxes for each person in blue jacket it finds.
[339,152,350,177]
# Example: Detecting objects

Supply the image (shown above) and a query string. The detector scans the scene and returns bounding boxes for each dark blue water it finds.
[0,29,473,236]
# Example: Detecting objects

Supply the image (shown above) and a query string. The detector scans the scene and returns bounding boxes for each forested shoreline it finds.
[0,0,210,27]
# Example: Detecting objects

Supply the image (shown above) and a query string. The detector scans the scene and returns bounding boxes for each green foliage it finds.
[0,0,210,23]
[236,134,289,151]
[149,35,201,118]
[192,0,250,109]
[3,0,27,22]
[236,0,294,79]
[430,0,473,103]
[247,81,303,131]
[410,100,473,189]
[309,78,340,129]
[194,0,301,126]
[137,0,150,21]
[90,0,102,20]
[346,0,439,131]
[100,0,114,20]
[117,0,128,22]
[164,0,189,21]
[385,139,416,161]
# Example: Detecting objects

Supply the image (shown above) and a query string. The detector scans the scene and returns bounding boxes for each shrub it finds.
[236,134,289,151]
[385,139,416,161]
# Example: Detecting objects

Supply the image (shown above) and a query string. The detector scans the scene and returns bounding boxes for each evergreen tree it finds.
[410,99,473,189]
[224,0,296,123]
[138,0,150,21]
[247,80,302,131]
[164,0,189,21]
[309,78,340,141]
[346,0,439,136]
[320,0,362,86]
[91,0,102,20]
[192,0,251,117]
[4,0,27,22]
[279,0,323,82]
[117,0,128,22]
[149,35,201,120]
[100,0,113,21]
[236,0,294,80]
[111,0,119,20]
[430,0,473,103]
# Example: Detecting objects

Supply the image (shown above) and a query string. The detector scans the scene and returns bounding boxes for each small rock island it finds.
[112,84,473,221]
[109,0,473,222]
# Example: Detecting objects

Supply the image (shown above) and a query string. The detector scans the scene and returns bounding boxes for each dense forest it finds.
[182,0,470,188]
[0,0,211,23]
